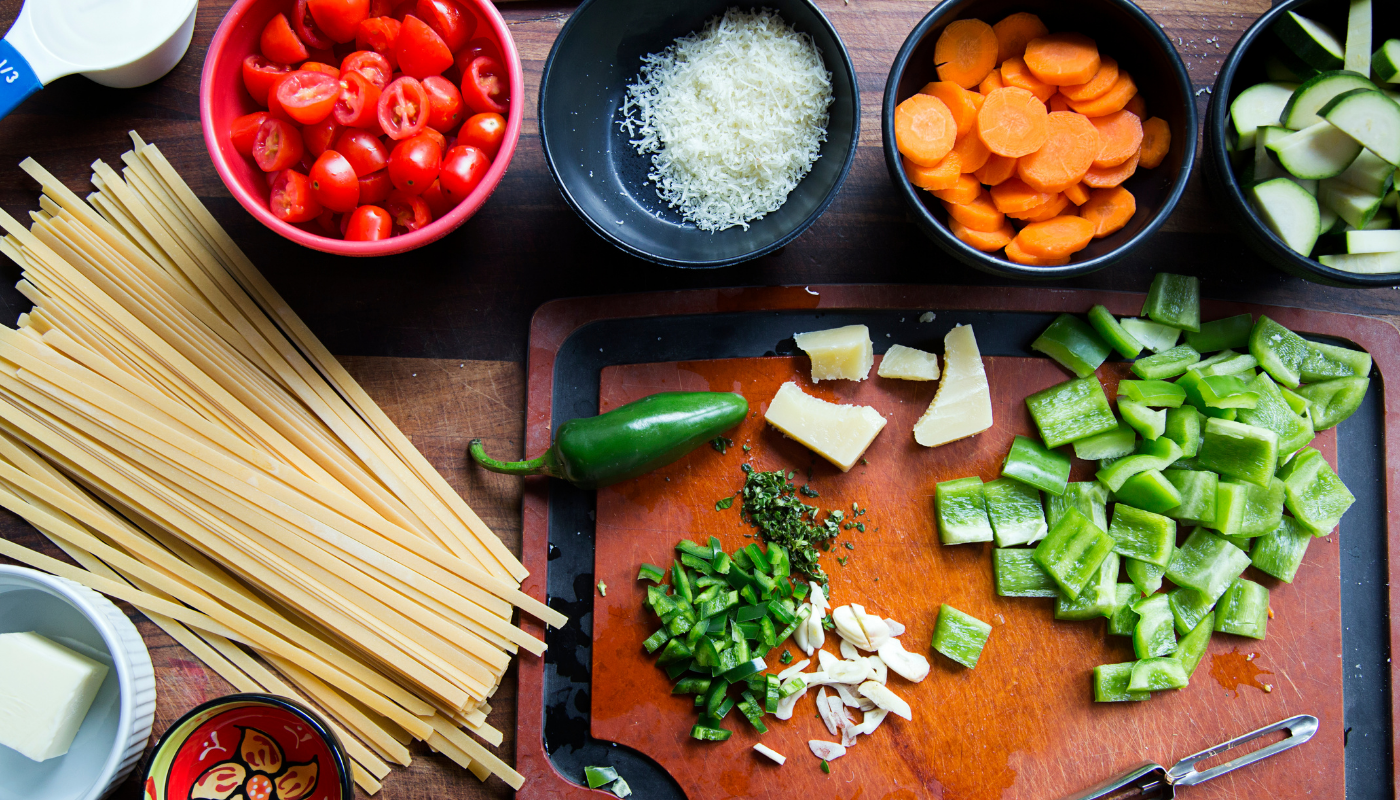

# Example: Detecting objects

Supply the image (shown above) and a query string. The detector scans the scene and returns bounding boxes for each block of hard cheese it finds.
[0,631,109,762]
[764,382,887,471]
[877,344,941,381]
[794,325,874,382]
[913,324,993,447]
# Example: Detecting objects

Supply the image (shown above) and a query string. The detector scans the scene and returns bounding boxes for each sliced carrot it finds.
[1139,117,1171,169]
[1000,56,1056,102]
[944,190,1006,232]
[1082,150,1139,188]
[992,12,1049,65]
[1023,33,1101,86]
[1016,111,1101,193]
[974,153,1018,186]
[1063,181,1091,205]
[1090,109,1143,168]
[989,176,1054,213]
[1078,186,1136,237]
[1016,215,1096,258]
[933,173,983,204]
[935,19,999,89]
[979,69,1005,94]
[1067,72,1137,117]
[1004,236,1071,266]
[1059,56,1119,102]
[976,87,1049,157]
[951,131,992,174]
[895,94,958,167]
[905,152,963,191]
[1048,93,1071,113]
[1125,93,1147,119]
[920,81,983,138]
[951,218,1015,251]
[1009,193,1071,222]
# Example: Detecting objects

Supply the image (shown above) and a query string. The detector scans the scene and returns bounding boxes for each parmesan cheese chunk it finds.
[795,325,875,382]
[877,344,941,381]
[764,382,886,471]
[0,631,109,762]
[913,325,993,447]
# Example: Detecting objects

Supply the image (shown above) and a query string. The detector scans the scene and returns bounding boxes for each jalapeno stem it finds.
[468,439,560,477]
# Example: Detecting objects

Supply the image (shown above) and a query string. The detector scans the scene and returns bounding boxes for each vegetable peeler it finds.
[1063,714,1318,799]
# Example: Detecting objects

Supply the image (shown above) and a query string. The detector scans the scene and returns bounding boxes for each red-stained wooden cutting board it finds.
[589,355,1342,800]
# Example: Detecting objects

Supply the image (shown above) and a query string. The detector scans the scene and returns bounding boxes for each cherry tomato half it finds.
[458,111,504,157]
[310,150,361,212]
[355,16,401,68]
[270,170,324,222]
[357,169,393,204]
[294,0,336,49]
[242,55,294,106]
[439,144,489,202]
[386,189,432,233]
[377,76,429,140]
[369,0,405,16]
[230,111,273,156]
[254,118,305,172]
[341,50,392,89]
[461,55,507,115]
[454,37,502,77]
[344,205,393,240]
[421,75,463,132]
[307,0,371,43]
[418,177,454,218]
[395,15,453,80]
[304,116,344,157]
[300,61,341,78]
[336,128,389,174]
[414,0,475,52]
[261,13,310,64]
[387,134,441,194]
[334,71,383,127]
[275,70,341,125]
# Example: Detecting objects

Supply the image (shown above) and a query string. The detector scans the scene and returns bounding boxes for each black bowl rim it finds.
[1207,0,1400,288]
[882,0,1199,280]
[538,0,861,269]
[143,693,355,800]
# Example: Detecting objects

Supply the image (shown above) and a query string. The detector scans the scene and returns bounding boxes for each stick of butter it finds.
[794,325,874,382]
[877,344,940,381]
[764,382,886,471]
[913,325,993,447]
[0,631,110,762]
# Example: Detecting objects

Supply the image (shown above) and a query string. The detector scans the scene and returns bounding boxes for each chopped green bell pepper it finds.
[1163,406,1203,458]
[1131,344,1202,380]
[1211,480,1248,537]
[1120,380,1187,408]
[1032,314,1112,378]
[673,677,712,695]
[1166,529,1252,599]
[737,691,768,732]
[690,724,731,741]
[1279,384,1311,417]
[1127,554,1168,596]
[644,627,672,653]
[1296,377,1369,430]
[1108,504,1177,565]
[1033,505,1115,599]
[1088,305,1144,358]
[932,604,992,669]
[935,477,994,545]
[1251,515,1311,582]
[1095,661,1151,701]
[1026,376,1119,448]
[1132,593,1178,658]
[1001,435,1071,496]
[1073,421,1137,461]
[1186,314,1253,353]
[1249,316,1310,388]
[1277,447,1355,535]
[1173,612,1215,677]
[1047,481,1110,531]
[993,548,1059,597]
[657,637,694,665]
[1236,373,1314,457]
[1114,469,1183,514]
[1107,584,1142,636]
[1118,398,1167,440]
[1231,476,1286,536]
[638,563,666,583]
[1194,375,1261,409]
[1128,657,1189,692]
[1163,468,1217,524]
[1056,552,1120,620]
[1120,317,1182,353]
[1142,273,1201,332]
[1169,585,1217,636]
[1191,350,1259,377]
[677,539,716,561]
[586,766,620,789]
[1214,578,1269,639]
[1222,533,1254,553]
[1197,418,1279,486]
[984,477,1049,547]
[1299,339,1372,383]
[1096,436,1183,491]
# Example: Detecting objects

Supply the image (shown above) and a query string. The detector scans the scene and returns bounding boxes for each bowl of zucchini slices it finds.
[1206,0,1400,286]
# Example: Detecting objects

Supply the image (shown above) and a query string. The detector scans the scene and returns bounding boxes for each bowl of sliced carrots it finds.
[882,0,1196,278]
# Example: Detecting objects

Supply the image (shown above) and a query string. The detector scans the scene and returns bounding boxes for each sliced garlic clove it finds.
[858,680,912,721]
[877,638,931,683]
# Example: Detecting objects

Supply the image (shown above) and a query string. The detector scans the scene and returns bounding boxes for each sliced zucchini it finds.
[1335,147,1397,196]
[1343,0,1372,76]
[1319,178,1383,228]
[1252,178,1321,256]
[1319,203,1339,235]
[1353,211,1392,230]
[1280,70,1375,129]
[1253,125,1290,184]
[1373,38,1400,83]
[1346,229,1400,253]
[1384,188,1399,208]
[1319,250,1400,273]
[1273,12,1344,71]
[1268,121,1362,179]
[1230,83,1297,149]
[1320,89,1400,165]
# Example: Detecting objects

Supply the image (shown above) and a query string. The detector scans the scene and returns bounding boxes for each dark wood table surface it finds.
[0,0,1394,797]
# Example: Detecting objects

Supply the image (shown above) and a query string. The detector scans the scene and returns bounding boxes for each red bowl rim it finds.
[199,0,524,256]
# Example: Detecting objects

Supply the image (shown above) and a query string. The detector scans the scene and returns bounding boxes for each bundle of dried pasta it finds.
[0,132,563,792]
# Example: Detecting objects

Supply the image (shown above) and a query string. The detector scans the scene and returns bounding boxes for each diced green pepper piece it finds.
[1108,504,1177,565]
[1191,350,1259,377]
[1236,372,1314,457]
[1001,435,1071,496]
[1249,316,1310,388]
[1195,375,1260,409]
[1095,661,1151,702]
[1231,476,1286,536]
[935,477,994,545]
[1131,344,1201,380]
[1142,273,1201,332]
[711,550,732,575]
[1046,480,1110,531]
[1132,593,1178,658]
[1197,418,1278,486]
[764,674,780,713]
[680,552,716,575]
[1128,657,1189,691]
[677,539,716,561]
[1166,529,1252,599]
[1296,377,1370,430]
[1214,578,1269,639]
[673,677,712,695]
[768,545,790,579]
[1169,585,1217,636]
[993,548,1059,597]
[1173,612,1214,678]
[736,603,769,623]
[1222,533,1253,553]
[758,616,777,650]
[586,766,620,789]
[744,543,771,573]
[1127,555,1168,597]
[1186,314,1253,353]
[984,478,1048,547]
[1279,384,1311,417]
[1251,515,1312,582]
[1033,506,1115,600]
[672,562,693,603]
[773,606,810,645]
[1163,406,1203,458]
[638,563,666,583]
[1073,421,1137,461]
[1026,376,1119,448]
[664,659,694,680]
[778,676,805,698]
[1032,313,1112,378]
[1056,552,1120,620]
[1277,447,1355,535]
[1114,469,1183,514]
[1163,468,1217,524]
[723,656,767,684]
[690,724,732,742]
[1299,339,1372,383]
[737,692,768,732]
[1096,436,1183,491]
[1211,480,1247,537]
[643,627,672,653]
[713,696,736,720]
[694,635,722,668]
[1120,317,1182,352]
[657,637,694,665]
[1118,398,1166,440]
[1119,380,1187,408]
[1107,584,1142,636]
[932,604,992,668]
[1088,305,1144,358]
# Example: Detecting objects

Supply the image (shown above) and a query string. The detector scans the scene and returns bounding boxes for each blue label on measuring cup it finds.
[0,40,42,119]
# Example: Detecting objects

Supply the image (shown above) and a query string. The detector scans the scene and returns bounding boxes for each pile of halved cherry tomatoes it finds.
[233,0,510,241]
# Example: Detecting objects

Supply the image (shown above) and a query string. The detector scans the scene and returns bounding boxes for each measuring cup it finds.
[0,0,198,119]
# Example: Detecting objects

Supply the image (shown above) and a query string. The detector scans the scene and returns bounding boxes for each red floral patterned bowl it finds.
[142,694,353,800]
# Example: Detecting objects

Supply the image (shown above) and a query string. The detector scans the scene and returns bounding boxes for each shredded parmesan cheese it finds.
[619,7,833,231]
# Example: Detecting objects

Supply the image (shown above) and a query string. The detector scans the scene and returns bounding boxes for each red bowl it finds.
[200,0,523,256]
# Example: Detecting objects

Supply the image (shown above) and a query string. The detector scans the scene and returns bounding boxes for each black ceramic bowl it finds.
[1205,0,1400,288]
[538,0,858,268]
[883,0,1197,279]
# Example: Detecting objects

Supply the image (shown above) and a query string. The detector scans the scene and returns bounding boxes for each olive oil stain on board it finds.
[1209,648,1274,696]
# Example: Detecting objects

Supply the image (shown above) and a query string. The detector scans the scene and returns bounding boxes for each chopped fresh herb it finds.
[742,463,754,474]
[852,502,859,511]
[780,650,793,664]
[742,444,752,453]
[597,580,607,596]
[837,556,849,566]
[860,458,869,465]
[711,436,734,454]
[738,469,839,585]
[800,484,820,498]
[715,496,735,511]
[843,522,854,530]
[856,523,866,532]
[822,616,835,630]
[821,760,830,774]
[843,541,855,550]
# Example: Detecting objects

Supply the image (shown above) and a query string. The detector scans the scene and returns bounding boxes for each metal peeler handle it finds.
[1167,714,1319,788]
